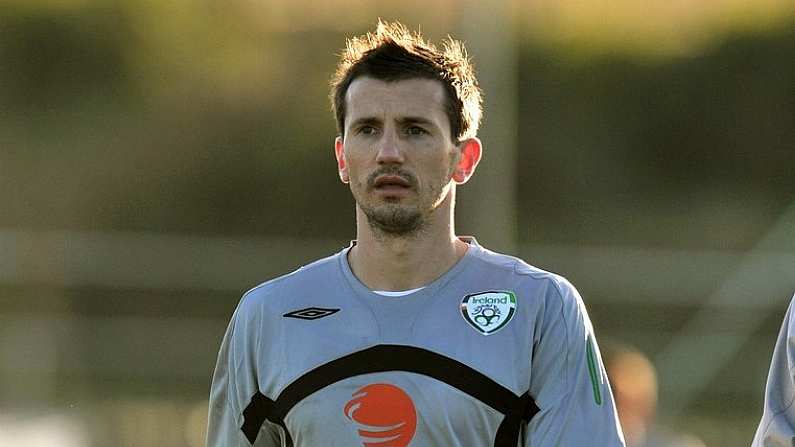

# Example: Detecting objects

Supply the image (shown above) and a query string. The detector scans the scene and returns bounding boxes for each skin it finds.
[334,77,482,292]
[606,351,657,447]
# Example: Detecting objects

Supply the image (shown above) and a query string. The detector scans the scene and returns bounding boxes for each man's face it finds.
[335,77,460,236]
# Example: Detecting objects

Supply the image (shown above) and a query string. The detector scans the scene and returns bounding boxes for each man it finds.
[602,342,705,447]
[753,293,795,446]
[206,21,625,446]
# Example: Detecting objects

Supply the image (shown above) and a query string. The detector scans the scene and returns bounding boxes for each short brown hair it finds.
[330,20,482,143]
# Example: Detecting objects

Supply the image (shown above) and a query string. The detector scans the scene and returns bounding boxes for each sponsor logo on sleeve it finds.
[344,383,417,447]
[460,291,517,335]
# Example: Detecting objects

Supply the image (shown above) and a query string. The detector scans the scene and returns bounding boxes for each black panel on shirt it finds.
[241,344,539,446]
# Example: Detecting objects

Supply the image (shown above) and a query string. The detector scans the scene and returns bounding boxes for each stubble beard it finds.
[353,164,454,239]
[360,200,424,238]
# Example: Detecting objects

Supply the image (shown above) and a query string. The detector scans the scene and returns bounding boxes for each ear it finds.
[334,136,349,184]
[452,137,482,184]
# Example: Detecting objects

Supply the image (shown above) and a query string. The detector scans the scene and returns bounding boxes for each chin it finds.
[360,202,423,231]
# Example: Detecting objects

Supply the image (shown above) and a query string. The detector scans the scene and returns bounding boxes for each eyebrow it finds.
[348,116,436,128]
[348,117,381,129]
[398,116,436,127]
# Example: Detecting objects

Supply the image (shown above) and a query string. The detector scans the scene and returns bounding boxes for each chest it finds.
[270,289,538,397]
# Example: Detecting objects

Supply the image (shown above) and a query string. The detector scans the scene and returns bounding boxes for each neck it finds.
[348,194,468,292]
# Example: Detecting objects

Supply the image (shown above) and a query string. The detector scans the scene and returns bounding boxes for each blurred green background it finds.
[1,0,794,445]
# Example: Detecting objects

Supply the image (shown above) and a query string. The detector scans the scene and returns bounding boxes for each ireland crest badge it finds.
[460,291,517,335]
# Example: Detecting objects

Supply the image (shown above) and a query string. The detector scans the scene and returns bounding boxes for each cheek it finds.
[343,153,368,179]
[420,168,454,194]
[348,166,372,191]
[436,154,458,180]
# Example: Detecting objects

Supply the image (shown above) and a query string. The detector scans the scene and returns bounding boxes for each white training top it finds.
[206,240,626,446]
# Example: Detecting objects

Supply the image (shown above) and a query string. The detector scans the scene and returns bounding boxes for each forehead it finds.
[344,77,448,124]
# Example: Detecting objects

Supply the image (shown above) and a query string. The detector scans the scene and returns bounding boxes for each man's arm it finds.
[206,297,281,447]
[752,294,795,447]
[526,278,625,446]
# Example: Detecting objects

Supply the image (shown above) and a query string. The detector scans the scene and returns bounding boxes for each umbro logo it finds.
[283,307,340,320]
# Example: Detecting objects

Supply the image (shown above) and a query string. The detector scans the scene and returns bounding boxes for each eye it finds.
[358,125,378,136]
[406,126,428,136]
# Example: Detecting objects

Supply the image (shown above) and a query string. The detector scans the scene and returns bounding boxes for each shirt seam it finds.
[548,277,572,396]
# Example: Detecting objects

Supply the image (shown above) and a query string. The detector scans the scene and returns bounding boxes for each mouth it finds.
[371,174,414,198]
[373,175,411,190]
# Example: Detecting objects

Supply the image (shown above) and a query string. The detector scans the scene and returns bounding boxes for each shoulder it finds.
[236,250,345,316]
[470,244,581,302]
[469,244,587,333]
[786,293,795,333]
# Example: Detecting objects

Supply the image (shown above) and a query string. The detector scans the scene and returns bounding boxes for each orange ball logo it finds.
[343,383,417,447]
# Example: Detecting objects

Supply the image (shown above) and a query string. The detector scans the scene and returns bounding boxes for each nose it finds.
[375,128,404,164]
